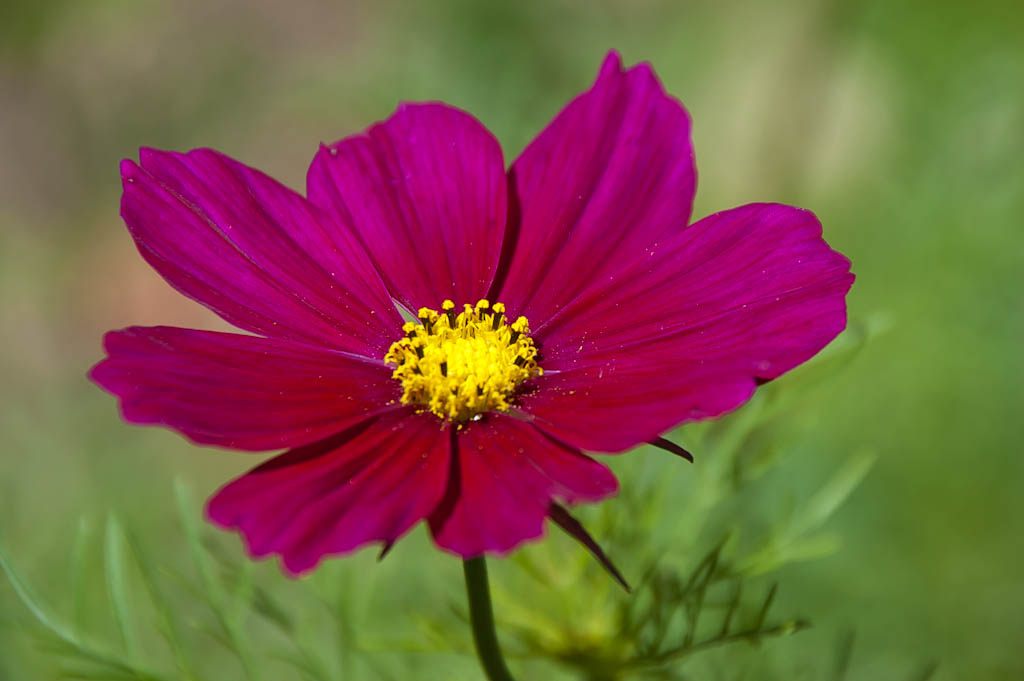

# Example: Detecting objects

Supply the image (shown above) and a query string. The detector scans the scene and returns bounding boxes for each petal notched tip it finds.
[118,157,141,182]
[599,49,624,75]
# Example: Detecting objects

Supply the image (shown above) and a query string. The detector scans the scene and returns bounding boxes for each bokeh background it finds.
[2,0,1021,679]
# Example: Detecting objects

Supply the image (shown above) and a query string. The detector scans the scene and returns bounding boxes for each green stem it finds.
[463,557,516,681]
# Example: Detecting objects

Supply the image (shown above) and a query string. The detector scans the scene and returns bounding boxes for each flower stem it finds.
[463,557,516,681]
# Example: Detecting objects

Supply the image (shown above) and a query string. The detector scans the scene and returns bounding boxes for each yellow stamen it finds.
[384,299,542,423]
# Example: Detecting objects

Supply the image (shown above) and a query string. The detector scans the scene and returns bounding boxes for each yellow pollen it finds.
[384,299,542,423]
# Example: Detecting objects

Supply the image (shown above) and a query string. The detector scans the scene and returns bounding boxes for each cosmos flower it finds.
[90,52,853,575]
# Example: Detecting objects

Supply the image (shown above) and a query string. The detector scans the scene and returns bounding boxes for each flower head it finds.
[385,300,541,423]
[91,52,853,574]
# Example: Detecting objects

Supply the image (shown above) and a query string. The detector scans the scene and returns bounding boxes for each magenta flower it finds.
[91,52,853,575]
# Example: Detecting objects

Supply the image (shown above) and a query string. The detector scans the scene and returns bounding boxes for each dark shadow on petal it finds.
[486,168,523,304]
[428,427,462,536]
[549,502,630,592]
[245,416,382,474]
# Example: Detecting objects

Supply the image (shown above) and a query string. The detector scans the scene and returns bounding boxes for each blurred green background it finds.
[1,0,1021,679]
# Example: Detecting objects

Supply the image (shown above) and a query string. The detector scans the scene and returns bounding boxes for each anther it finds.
[438,300,455,326]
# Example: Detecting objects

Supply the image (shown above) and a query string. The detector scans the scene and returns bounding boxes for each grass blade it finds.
[71,517,94,631]
[122,526,201,681]
[0,539,78,645]
[174,478,260,681]
[105,515,141,662]
[790,452,876,539]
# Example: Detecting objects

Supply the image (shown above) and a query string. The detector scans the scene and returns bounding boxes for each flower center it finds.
[384,299,542,423]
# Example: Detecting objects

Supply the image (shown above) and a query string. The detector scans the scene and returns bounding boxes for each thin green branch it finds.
[628,619,811,669]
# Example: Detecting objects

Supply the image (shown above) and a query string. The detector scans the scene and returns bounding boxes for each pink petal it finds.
[207,410,450,574]
[90,326,400,451]
[428,415,617,558]
[121,148,402,357]
[307,103,507,311]
[494,51,696,322]
[521,203,854,453]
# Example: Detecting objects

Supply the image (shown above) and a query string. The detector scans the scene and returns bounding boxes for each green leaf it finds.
[58,663,144,681]
[70,516,94,631]
[789,451,876,539]
[0,571,174,681]
[121,526,200,681]
[0,538,79,646]
[736,532,843,576]
[174,478,260,681]
[174,479,223,608]
[104,514,141,662]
